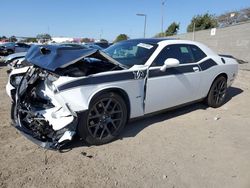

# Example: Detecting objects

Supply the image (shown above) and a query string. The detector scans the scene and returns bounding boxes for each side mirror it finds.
[160,58,180,72]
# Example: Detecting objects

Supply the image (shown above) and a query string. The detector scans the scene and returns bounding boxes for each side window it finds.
[152,44,195,66]
[189,45,206,62]
[22,43,30,48]
[16,43,23,47]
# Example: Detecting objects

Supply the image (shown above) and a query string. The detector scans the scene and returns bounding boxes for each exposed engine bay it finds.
[54,57,122,77]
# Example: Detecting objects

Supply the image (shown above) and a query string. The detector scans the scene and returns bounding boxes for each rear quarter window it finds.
[189,45,207,62]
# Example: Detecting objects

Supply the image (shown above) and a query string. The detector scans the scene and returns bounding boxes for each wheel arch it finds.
[88,87,131,121]
[215,72,228,81]
[211,72,228,87]
[206,72,228,97]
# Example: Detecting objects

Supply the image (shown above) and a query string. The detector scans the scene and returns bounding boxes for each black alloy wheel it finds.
[207,76,227,108]
[78,92,127,145]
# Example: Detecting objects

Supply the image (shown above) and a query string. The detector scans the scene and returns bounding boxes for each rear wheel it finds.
[206,76,227,108]
[78,92,127,145]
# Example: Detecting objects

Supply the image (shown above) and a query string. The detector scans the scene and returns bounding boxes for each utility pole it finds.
[192,22,196,41]
[161,0,166,36]
[136,13,147,38]
[100,29,103,40]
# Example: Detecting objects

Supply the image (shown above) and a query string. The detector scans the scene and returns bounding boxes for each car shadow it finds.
[225,86,243,103]
[59,86,243,152]
[121,86,243,138]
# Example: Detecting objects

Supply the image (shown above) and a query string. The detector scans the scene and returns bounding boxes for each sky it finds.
[1,0,250,41]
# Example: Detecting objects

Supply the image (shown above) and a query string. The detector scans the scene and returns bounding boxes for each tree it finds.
[0,36,7,40]
[36,33,52,43]
[154,32,166,38]
[24,37,38,43]
[100,38,108,43]
[187,13,218,32]
[81,38,92,43]
[114,34,129,43]
[165,22,180,36]
[9,36,17,42]
[154,22,180,38]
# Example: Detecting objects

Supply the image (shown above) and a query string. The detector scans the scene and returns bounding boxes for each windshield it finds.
[104,40,157,67]
[3,42,15,47]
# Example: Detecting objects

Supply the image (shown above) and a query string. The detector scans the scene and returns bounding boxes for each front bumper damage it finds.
[13,67,77,149]
[12,118,77,149]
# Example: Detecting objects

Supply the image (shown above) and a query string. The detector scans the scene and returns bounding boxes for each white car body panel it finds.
[145,65,201,114]
[52,70,146,118]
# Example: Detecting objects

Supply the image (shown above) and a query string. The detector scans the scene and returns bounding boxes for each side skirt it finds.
[129,98,205,122]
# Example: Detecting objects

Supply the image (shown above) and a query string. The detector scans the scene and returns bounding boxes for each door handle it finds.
[193,67,200,72]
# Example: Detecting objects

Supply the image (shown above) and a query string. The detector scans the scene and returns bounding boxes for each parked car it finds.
[3,52,27,64]
[95,42,110,49]
[6,39,238,149]
[5,43,86,74]
[85,43,104,50]
[0,45,7,55]
[0,42,30,55]
[59,43,88,49]
[87,42,111,49]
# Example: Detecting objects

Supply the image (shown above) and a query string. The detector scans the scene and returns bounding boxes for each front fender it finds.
[56,80,145,119]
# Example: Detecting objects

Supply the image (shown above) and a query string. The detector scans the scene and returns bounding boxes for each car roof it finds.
[0,42,15,46]
[121,38,176,44]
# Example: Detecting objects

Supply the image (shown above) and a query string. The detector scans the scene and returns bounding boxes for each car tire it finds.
[77,92,127,145]
[206,76,227,108]
[10,102,17,125]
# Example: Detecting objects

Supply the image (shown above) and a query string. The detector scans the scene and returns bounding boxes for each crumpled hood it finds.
[25,45,98,71]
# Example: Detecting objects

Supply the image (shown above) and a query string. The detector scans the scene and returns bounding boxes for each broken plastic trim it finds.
[13,117,77,150]
[13,67,78,149]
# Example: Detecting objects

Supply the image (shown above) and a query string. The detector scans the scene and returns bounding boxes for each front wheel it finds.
[10,102,17,125]
[206,76,227,108]
[77,92,127,145]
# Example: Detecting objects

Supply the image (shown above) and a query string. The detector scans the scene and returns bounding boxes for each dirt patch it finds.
[0,66,250,188]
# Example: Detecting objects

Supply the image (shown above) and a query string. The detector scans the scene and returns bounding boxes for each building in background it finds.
[51,37,74,43]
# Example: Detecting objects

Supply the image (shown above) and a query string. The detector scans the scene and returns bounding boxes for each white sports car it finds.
[6,39,238,149]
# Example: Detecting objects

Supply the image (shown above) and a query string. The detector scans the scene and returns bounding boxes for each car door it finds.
[15,43,29,52]
[14,43,23,53]
[145,44,205,114]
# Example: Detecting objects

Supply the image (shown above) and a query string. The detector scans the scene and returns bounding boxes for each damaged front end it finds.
[10,44,127,149]
[14,67,77,149]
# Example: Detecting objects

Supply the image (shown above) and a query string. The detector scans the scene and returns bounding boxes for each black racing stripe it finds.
[199,59,217,70]
[57,59,217,92]
[149,64,198,78]
[57,71,135,92]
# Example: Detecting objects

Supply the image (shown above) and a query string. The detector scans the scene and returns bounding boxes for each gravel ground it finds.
[0,63,250,188]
